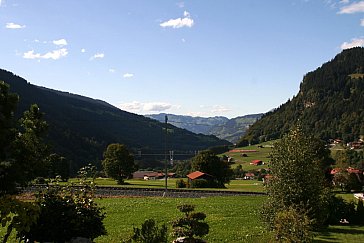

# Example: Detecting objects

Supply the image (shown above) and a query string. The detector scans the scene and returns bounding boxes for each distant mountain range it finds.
[0,69,230,173]
[238,47,364,146]
[146,113,263,143]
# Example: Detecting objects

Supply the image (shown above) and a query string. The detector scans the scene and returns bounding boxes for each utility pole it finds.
[164,115,168,194]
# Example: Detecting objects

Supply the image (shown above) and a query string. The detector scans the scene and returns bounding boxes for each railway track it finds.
[24,185,266,198]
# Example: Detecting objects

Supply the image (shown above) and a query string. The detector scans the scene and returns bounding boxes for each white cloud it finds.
[123,73,134,78]
[119,101,143,112]
[118,101,174,113]
[340,37,364,49]
[109,68,116,73]
[160,11,194,28]
[211,105,232,114]
[144,102,172,112]
[338,1,364,14]
[6,22,25,29]
[53,39,67,46]
[361,18,364,26]
[81,48,86,53]
[23,48,68,60]
[177,2,185,8]
[90,53,104,60]
[340,0,350,4]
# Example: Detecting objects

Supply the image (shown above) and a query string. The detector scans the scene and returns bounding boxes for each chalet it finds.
[263,174,273,184]
[250,160,263,166]
[186,171,214,183]
[133,171,176,180]
[331,167,362,175]
[244,173,255,180]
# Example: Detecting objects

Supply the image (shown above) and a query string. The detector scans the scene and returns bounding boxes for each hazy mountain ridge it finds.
[0,69,230,173]
[146,113,263,143]
[238,47,364,145]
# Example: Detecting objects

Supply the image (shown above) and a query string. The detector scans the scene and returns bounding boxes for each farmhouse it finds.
[244,173,255,180]
[250,160,263,166]
[187,171,214,183]
[132,171,176,180]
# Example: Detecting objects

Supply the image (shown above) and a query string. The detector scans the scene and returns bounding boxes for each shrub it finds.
[171,204,209,242]
[273,206,313,242]
[34,177,46,184]
[176,179,187,188]
[21,166,106,242]
[325,195,356,225]
[189,179,210,188]
[125,219,168,243]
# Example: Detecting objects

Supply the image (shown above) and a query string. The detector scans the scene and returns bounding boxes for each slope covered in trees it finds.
[238,47,364,146]
[0,69,230,173]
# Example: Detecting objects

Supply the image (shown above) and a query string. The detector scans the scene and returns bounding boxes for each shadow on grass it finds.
[314,225,364,243]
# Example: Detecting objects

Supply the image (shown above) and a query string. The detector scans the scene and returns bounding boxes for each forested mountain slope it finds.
[238,47,364,146]
[0,69,230,172]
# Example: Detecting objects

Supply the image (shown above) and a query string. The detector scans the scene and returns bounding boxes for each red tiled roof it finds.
[187,171,213,180]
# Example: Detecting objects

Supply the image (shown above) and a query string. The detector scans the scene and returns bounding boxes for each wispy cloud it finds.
[23,48,68,60]
[177,2,185,8]
[123,73,134,78]
[90,53,104,60]
[6,22,25,29]
[340,37,364,49]
[338,1,364,14]
[81,48,86,53]
[160,11,194,28]
[109,68,116,73]
[118,101,173,113]
[361,18,364,26]
[211,105,231,114]
[53,39,67,46]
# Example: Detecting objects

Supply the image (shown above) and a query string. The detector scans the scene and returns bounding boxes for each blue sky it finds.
[0,0,363,118]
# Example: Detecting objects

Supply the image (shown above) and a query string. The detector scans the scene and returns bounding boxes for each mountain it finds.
[0,69,231,173]
[238,47,364,146]
[146,113,262,143]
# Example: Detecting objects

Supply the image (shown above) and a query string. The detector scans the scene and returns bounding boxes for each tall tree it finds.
[263,126,330,229]
[102,143,136,184]
[0,81,51,242]
[191,150,232,187]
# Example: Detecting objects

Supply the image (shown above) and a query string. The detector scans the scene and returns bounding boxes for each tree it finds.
[171,204,209,243]
[0,81,52,242]
[262,126,330,230]
[191,150,232,188]
[102,143,137,184]
[47,153,70,181]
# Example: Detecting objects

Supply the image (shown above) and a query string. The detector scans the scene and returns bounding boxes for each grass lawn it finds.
[2,195,364,242]
[223,141,275,171]
[95,196,271,243]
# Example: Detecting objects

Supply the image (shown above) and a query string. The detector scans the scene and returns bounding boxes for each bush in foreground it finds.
[125,219,168,243]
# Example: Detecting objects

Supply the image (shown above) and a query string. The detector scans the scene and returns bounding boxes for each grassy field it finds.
[95,196,271,243]
[2,195,364,242]
[94,196,364,243]
[223,141,275,171]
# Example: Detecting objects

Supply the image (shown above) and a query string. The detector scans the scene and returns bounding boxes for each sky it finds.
[0,0,363,118]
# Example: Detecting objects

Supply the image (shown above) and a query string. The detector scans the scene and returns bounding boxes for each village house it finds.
[250,160,263,166]
[132,171,175,180]
[186,171,214,184]
[244,173,255,180]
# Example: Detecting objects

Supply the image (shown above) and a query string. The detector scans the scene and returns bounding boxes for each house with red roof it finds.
[186,171,214,183]
[250,160,263,166]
